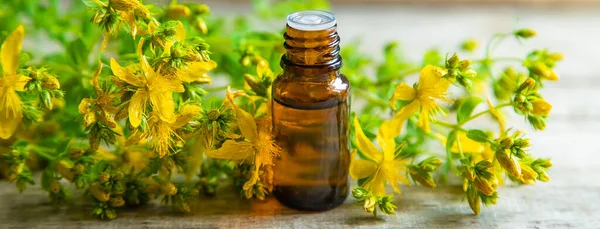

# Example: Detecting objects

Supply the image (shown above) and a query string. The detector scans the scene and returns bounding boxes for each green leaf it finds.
[457,97,483,123]
[466,129,490,143]
[55,139,71,158]
[81,0,99,8]
[66,38,89,68]
[445,130,457,154]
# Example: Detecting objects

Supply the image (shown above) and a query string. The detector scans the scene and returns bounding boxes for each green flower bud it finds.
[535,158,553,168]
[496,149,521,178]
[458,60,471,71]
[464,69,477,79]
[193,18,208,35]
[90,183,110,202]
[241,56,252,67]
[457,77,473,90]
[447,53,460,68]
[50,179,61,194]
[473,177,495,196]
[500,137,513,149]
[113,171,124,181]
[244,74,268,97]
[110,0,141,11]
[467,185,480,215]
[538,171,550,182]
[105,209,117,220]
[352,187,367,199]
[548,53,564,61]
[527,115,547,130]
[73,164,85,175]
[363,196,377,213]
[514,29,537,39]
[191,4,210,15]
[109,196,125,207]
[41,73,60,89]
[531,99,552,116]
[517,78,536,93]
[520,163,538,181]
[530,63,551,78]
[461,39,478,52]
[68,148,84,160]
[410,171,436,189]
[177,202,191,213]
[166,4,191,20]
[98,172,111,184]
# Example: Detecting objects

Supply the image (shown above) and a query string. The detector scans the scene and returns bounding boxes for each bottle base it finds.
[273,184,348,211]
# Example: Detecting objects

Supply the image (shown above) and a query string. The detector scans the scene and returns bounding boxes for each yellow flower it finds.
[350,118,410,196]
[531,99,552,116]
[389,65,453,134]
[142,104,202,158]
[0,25,30,139]
[179,60,217,84]
[205,87,280,193]
[111,56,184,128]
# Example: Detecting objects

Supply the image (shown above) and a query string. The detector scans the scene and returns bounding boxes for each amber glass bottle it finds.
[272,11,350,211]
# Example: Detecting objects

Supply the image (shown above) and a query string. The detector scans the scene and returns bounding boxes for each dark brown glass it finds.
[272,25,350,211]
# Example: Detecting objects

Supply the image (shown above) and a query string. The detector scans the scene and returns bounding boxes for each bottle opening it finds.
[287,10,336,31]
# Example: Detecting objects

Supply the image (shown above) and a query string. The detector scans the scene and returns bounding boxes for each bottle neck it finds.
[281,25,342,71]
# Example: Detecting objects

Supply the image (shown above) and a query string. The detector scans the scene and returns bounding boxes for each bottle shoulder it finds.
[272,72,350,109]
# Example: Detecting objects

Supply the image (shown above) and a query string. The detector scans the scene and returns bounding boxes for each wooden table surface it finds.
[2,2,600,228]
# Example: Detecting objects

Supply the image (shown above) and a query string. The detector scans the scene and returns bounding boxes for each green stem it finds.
[474,57,523,63]
[205,85,229,93]
[28,145,56,161]
[459,102,512,125]
[354,88,389,107]
[433,120,466,132]
[456,136,465,159]
[374,67,421,86]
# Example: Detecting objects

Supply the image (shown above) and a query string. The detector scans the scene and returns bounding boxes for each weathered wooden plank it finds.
[0,165,598,229]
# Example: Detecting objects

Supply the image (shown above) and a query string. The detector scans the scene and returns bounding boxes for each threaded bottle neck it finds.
[281,25,342,71]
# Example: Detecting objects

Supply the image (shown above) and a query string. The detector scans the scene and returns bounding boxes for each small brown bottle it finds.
[272,11,350,211]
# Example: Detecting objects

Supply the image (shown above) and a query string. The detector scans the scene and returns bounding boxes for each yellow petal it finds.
[175,21,186,41]
[370,173,386,196]
[11,74,30,91]
[350,159,378,179]
[377,122,400,163]
[110,58,144,87]
[353,117,382,162]
[149,76,184,93]
[418,108,431,133]
[388,100,420,138]
[235,107,258,143]
[180,60,217,83]
[171,104,202,129]
[140,55,154,78]
[185,138,206,180]
[128,90,147,127]
[389,83,416,110]
[205,140,255,160]
[149,91,176,122]
[121,11,137,38]
[531,99,552,116]
[256,60,271,79]
[78,98,93,114]
[0,90,23,139]
[418,65,447,90]
[1,25,24,76]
